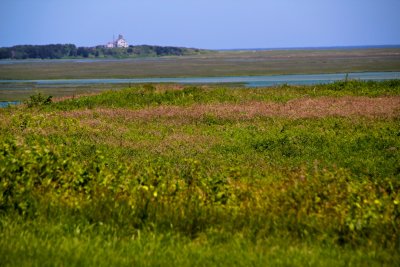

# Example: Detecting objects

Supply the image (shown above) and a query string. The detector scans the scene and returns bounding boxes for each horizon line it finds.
[1,43,400,50]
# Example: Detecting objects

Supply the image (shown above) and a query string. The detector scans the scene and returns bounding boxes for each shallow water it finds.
[0,101,21,108]
[1,72,399,107]
[1,72,399,88]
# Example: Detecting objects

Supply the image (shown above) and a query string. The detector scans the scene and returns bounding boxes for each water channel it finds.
[1,71,399,107]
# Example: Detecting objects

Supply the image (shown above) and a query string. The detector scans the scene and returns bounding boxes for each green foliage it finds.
[0,44,210,59]
[1,81,400,265]
[1,219,397,267]
[0,44,77,59]
[47,80,400,111]
[0,137,399,246]
[325,79,400,94]
[23,93,52,108]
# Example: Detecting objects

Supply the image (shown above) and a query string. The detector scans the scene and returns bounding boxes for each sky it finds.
[0,0,399,49]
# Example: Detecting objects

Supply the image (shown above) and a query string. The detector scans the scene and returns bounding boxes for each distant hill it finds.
[0,44,212,60]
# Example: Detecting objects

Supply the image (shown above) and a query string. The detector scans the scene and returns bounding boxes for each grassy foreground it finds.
[1,80,400,266]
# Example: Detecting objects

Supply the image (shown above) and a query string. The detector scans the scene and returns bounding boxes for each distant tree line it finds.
[0,44,209,59]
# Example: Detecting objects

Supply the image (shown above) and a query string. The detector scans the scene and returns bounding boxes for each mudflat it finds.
[1,48,400,80]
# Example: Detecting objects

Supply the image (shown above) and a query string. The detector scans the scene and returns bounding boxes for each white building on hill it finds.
[106,34,129,48]
[116,35,128,48]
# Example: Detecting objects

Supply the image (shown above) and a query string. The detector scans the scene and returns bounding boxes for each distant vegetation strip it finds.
[1,48,399,80]
[0,44,211,59]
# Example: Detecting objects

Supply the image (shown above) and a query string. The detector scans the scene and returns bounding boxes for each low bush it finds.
[24,93,52,108]
[1,139,399,248]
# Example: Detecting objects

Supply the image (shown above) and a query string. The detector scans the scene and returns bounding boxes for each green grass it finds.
[1,218,396,267]
[29,79,398,112]
[0,83,135,102]
[0,80,400,266]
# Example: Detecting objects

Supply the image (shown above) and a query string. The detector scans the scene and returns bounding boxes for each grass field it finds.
[1,48,400,80]
[0,83,137,102]
[0,80,399,266]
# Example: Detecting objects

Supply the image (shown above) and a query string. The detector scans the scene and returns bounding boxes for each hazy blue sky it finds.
[1,0,399,49]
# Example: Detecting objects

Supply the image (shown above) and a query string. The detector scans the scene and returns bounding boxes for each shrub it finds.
[24,93,52,108]
[1,138,399,247]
